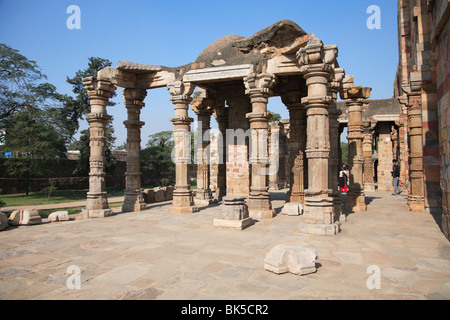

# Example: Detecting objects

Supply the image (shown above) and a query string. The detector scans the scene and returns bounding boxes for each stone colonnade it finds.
[81,34,374,237]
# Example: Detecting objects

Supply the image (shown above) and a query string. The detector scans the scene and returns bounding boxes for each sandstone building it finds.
[395,0,449,239]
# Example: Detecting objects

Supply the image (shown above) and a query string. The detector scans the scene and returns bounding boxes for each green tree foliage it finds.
[146,130,174,149]
[141,131,175,186]
[268,110,282,123]
[61,57,116,137]
[0,43,45,120]
[1,111,67,195]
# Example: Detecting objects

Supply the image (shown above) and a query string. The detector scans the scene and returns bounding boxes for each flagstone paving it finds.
[0,191,449,300]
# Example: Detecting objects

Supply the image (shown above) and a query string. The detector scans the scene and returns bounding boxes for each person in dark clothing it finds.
[339,165,348,193]
[391,159,402,195]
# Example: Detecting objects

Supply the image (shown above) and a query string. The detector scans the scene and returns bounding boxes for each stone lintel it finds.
[184,64,255,83]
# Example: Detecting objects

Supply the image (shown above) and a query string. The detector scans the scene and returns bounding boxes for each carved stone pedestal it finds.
[214,196,252,230]
[346,191,367,212]
[298,196,340,235]
[195,189,215,207]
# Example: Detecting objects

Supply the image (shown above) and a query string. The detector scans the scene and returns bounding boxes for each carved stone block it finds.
[264,244,318,276]
[8,209,42,226]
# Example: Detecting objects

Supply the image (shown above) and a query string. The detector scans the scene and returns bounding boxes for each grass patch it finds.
[0,186,125,207]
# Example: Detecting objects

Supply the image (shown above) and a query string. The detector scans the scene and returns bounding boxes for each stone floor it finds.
[0,191,449,300]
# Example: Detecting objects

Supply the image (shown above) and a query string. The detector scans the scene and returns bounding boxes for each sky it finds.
[0,0,399,147]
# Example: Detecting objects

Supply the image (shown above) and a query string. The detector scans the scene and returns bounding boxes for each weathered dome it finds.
[187,20,308,71]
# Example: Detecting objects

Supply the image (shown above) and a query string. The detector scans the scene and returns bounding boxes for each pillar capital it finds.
[243,73,277,102]
[341,86,372,101]
[122,88,147,106]
[83,77,116,100]
[167,81,195,104]
[191,97,215,117]
[296,35,338,67]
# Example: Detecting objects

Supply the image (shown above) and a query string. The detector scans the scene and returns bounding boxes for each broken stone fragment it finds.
[48,211,70,222]
[264,244,317,276]
[281,202,303,216]
[0,212,8,231]
[8,209,42,226]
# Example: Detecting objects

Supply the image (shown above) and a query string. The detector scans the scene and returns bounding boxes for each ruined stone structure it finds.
[337,98,405,194]
[83,20,374,235]
[395,0,449,240]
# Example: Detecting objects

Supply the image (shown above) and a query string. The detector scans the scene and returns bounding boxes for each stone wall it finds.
[433,0,450,238]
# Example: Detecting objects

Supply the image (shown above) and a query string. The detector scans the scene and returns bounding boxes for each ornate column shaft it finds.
[192,97,215,206]
[329,68,345,220]
[244,73,277,219]
[82,77,116,219]
[122,88,147,213]
[343,85,372,212]
[213,104,228,201]
[363,121,376,192]
[407,93,425,212]
[297,36,340,235]
[167,81,198,214]
[281,92,307,205]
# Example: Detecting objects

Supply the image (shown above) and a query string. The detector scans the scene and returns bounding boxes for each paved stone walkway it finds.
[0,191,449,300]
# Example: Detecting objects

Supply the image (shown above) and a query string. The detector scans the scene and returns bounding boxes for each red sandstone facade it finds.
[395,0,449,239]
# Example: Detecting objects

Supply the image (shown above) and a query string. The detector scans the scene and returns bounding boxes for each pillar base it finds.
[364,182,376,192]
[346,191,367,212]
[298,220,341,236]
[194,190,215,207]
[81,209,113,219]
[195,199,215,207]
[248,193,275,219]
[122,192,147,213]
[214,218,253,231]
[122,203,147,213]
[301,196,340,235]
[249,209,276,219]
[169,206,199,214]
[409,196,425,212]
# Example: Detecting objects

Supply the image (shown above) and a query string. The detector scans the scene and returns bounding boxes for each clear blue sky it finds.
[0,0,399,147]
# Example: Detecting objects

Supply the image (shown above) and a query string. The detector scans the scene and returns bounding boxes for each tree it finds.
[140,131,176,186]
[0,43,45,120]
[0,110,67,195]
[61,57,116,137]
[268,110,282,123]
[0,44,70,143]
[146,131,174,149]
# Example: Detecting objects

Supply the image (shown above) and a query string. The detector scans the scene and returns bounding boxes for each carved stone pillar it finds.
[281,92,307,205]
[297,36,340,235]
[363,121,376,192]
[244,73,277,219]
[213,104,228,201]
[122,88,147,213]
[82,77,116,219]
[407,93,426,212]
[167,81,198,214]
[343,85,372,212]
[329,68,345,220]
[192,97,215,206]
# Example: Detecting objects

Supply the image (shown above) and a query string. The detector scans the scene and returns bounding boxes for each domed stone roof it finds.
[187,20,308,72]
